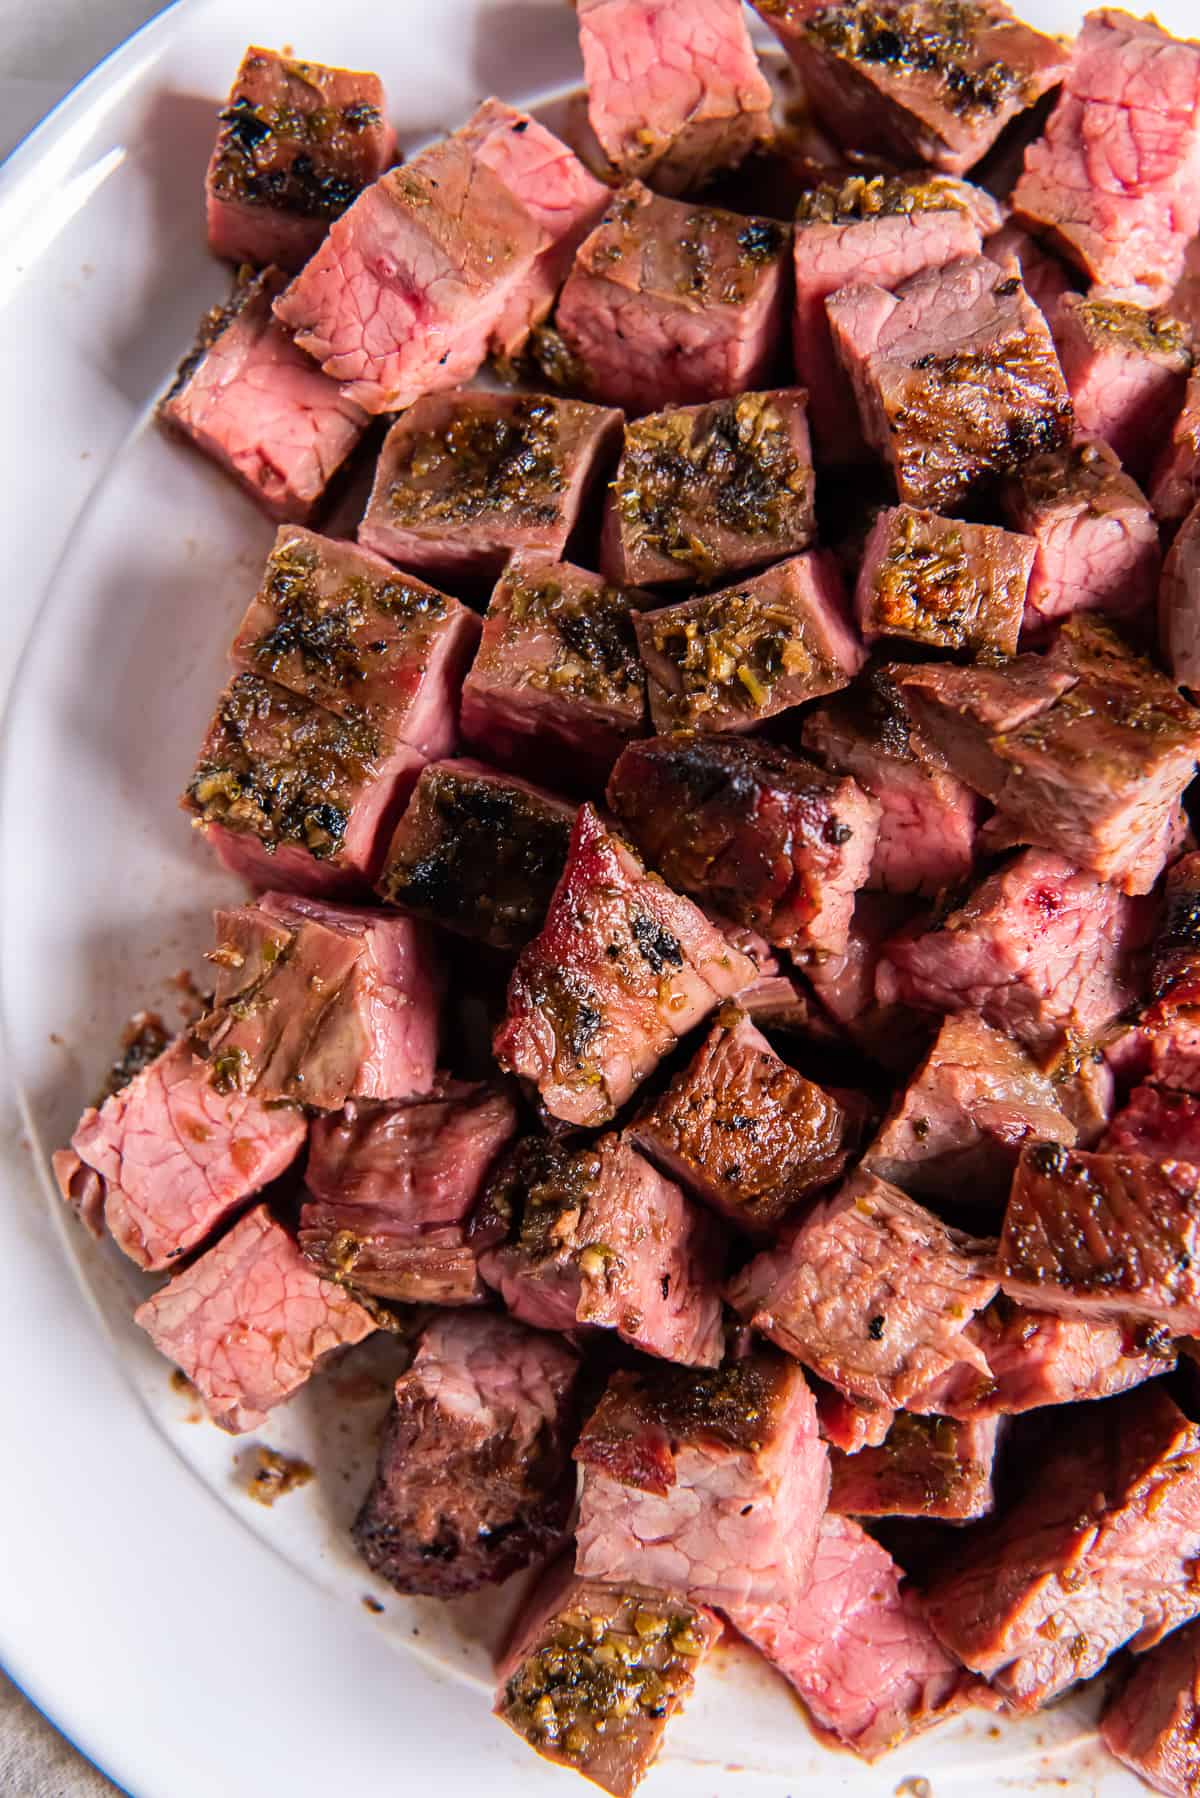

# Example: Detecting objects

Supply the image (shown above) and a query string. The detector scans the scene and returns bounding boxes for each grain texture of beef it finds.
[230,526,479,753]
[984,221,1073,321]
[1101,1617,1200,1798]
[791,171,1002,465]
[630,1007,849,1235]
[999,1142,1200,1334]
[193,892,441,1109]
[1162,502,1200,692]
[1103,1085,1200,1163]
[727,1169,998,1411]
[814,1382,895,1453]
[941,1297,1175,1417]
[205,47,396,271]
[729,1512,970,1759]
[475,1132,725,1366]
[54,1037,306,1272]
[354,1311,578,1597]
[1002,439,1161,635]
[577,0,772,195]
[272,137,544,413]
[802,684,979,897]
[160,268,367,523]
[829,1412,997,1520]
[574,1352,827,1608]
[923,1385,1200,1710]
[554,182,789,415]
[854,504,1033,656]
[608,733,878,961]
[133,1203,375,1432]
[495,1556,720,1798]
[755,0,1068,176]
[494,804,756,1127]
[1053,295,1193,480]
[894,620,1200,892]
[359,389,621,585]
[298,1081,518,1303]
[863,1013,1074,1206]
[828,254,1073,512]
[1152,371,1200,526]
[635,552,864,736]
[600,390,815,589]
[1013,11,1200,294]
[460,558,646,789]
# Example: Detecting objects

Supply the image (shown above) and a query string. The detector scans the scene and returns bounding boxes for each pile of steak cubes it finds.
[56,5,1200,1793]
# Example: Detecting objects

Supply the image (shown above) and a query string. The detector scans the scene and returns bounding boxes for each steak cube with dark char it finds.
[635,552,864,736]
[160,268,368,524]
[494,804,757,1128]
[1013,11,1200,295]
[353,1311,580,1597]
[375,759,575,953]
[728,1169,999,1412]
[1162,501,1200,692]
[600,390,815,590]
[205,46,396,272]
[1054,295,1193,481]
[460,557,646,790]
[298,1080,518,1304]
[554,182,790,415]
[608,733,878,961]
[829,1412,997,1521]
[133,1203,376,1433]
[1101,1617,1200,1798]
[923,1385,1200,1711]
[574,1351,828,1609]
[854,504,1034,656]
[828,254,1073,513]
[475,1132,726,1367]
[495,1554,720,1798]
[755,0,1068,176]
[630,1007,849,1236]
[1153,371,1200,526]
[54,1037,306,1272]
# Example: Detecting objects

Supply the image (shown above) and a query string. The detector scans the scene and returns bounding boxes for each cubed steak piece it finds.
[630,1007,849,1236]
[272,136,544,413]
[863,1014,1075,1206]
[475,1133,725,1367]
[923,1385,1200,1710]
[1162,501,1200,691]
[1002,439,1161,636]
[802,683,980,898]
[298,1080,518,1303]
[729,1513,971,1760]
[999,1142,1200,1334]
[133,1203,376,1432]
[791,171,1002,465]
[608,733,878,959]
[827,254,1073,512]
[193,892,440,1109]
[554,182,789,414]
[1102,1618,1200,1798]
[354,1310,579,1596]
[1053,295,1193,480]
[183,673,421,896]
[54,1037,305,1272]
[577,0,772,195]
[159,268,367,523]
[375,759,575,952]
[946,1297,1175,1417]
[829,1413,997,1520]
[205,47,395,272]
[495,1556,720,1798]
[855,504,1033,656]
[1152,371,1200,525]
[1151,852,1200,1013]
[460,558,646,789]
[600,390,815,589]
[634,552,864,735]
[727,1169,998,1412]
[876,850,1145,1058]
[814,1382,895,1453]
[494,804,756,1127]
[756,0,1068,176]
[1013,11,1200,294]
[574,1352,827,1609]
[359,390,621,585]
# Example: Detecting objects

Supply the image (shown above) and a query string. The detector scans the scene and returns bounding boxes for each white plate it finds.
[0,2,1190,1793]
